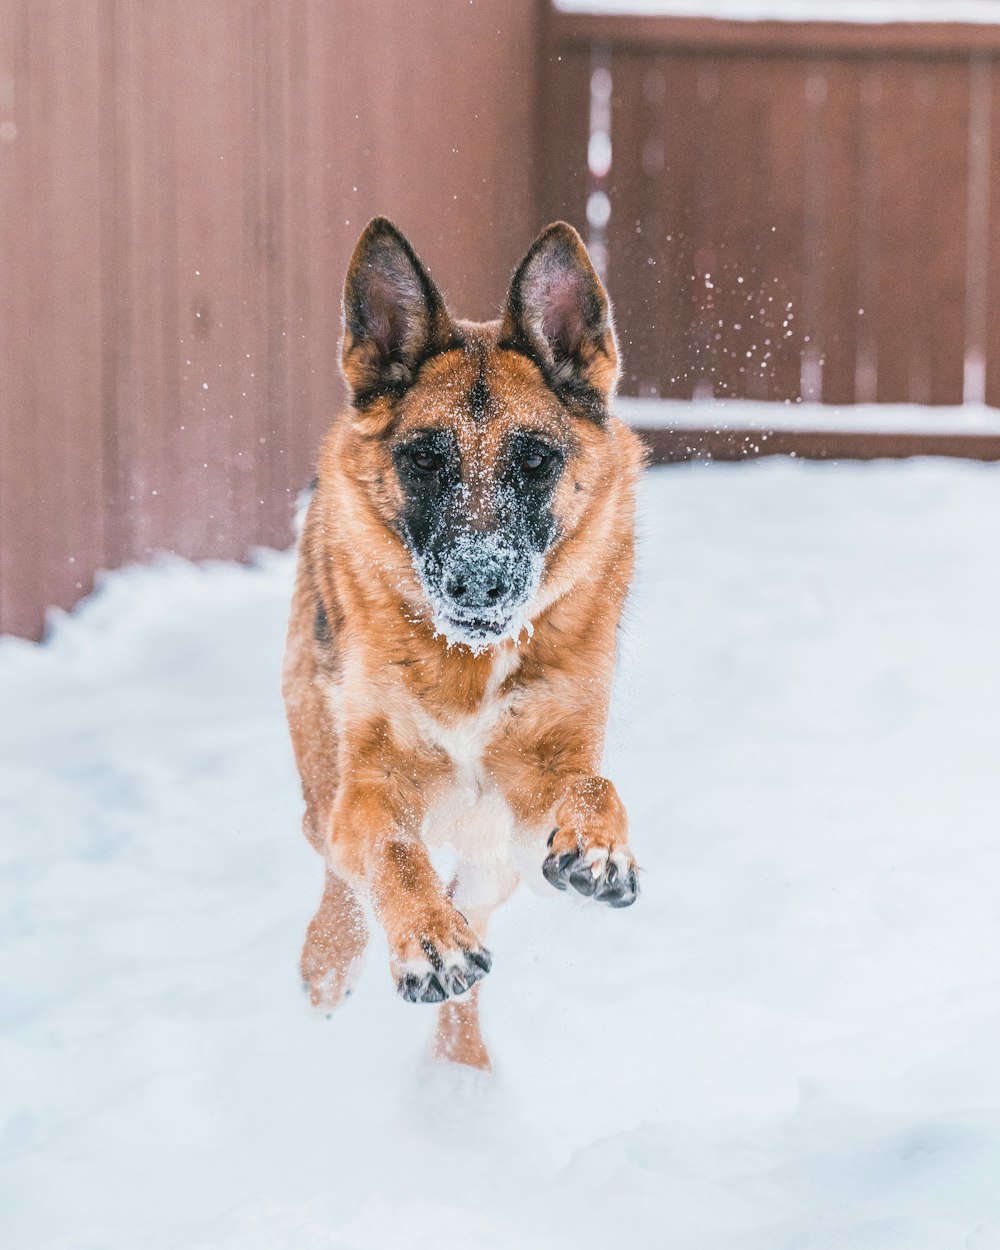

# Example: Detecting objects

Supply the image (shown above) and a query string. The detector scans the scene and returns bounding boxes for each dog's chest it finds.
[417,650,520,859]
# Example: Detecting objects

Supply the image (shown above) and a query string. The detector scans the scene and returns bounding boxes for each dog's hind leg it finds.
[434,859,518,1071]
[301,867,369,1012]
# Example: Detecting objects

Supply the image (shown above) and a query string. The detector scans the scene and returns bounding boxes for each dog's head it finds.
[338,217,622,650]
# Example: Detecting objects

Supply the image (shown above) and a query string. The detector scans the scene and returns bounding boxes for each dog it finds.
[282,217,644,1070]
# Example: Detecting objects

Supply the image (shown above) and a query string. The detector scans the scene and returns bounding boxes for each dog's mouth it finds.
[441,611,510,639]
[412,536,545,651]
[430,599,533,651]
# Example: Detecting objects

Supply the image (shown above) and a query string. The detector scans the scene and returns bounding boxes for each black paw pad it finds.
[399,971,447,1003]
[542,850,639,909]
[396,942,493,1004]
[596,865,639,908]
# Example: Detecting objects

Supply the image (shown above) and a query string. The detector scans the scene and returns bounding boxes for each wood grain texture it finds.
[0,1,105,636]
[0,0,539,638]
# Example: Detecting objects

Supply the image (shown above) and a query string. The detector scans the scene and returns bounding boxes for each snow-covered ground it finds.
[3,458,1000,1249]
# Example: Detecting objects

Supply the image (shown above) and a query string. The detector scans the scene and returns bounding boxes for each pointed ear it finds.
[341,217,457,402]
[500,222,619,416]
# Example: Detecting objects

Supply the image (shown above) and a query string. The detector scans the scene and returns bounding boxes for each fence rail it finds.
[540,7,1000,407]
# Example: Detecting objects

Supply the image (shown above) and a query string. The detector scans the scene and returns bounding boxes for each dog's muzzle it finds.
[424,532,538,642]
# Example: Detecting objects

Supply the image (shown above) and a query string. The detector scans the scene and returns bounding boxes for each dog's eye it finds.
[410,448,440,473]
[521,449,549,474]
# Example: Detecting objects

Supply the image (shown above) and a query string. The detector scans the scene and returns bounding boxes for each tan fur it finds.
[283,221,644,1069]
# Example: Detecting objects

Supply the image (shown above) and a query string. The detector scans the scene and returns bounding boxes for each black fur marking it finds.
[392,426,564,635]
[496,333,610,425]
[468,370,491,421]
[314,598,332,646]
[350,335,466,412]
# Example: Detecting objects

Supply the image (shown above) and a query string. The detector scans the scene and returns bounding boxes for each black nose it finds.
[445,572,505,606]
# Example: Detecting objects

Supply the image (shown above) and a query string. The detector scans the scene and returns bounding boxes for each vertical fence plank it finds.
[609,51,660,395]
[754,56,813,402]
[538,43,591,228]
[170,0,272,560]
[105,0,176,566]
[818,59,863,405]
[925,60,972,405]
[654,56,702,399]
[700,54,766,400]
[0,0,105,638]
[873,62,969,405]
[0,1,34,636]
[985,63,1000,408]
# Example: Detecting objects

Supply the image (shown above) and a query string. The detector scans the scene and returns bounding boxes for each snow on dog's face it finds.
[390,389,560,648]
[339,216,620,650]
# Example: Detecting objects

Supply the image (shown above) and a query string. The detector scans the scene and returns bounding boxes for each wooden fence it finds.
[540,8,1000,407]
[5,3,1000,639]
[0,0,538,639]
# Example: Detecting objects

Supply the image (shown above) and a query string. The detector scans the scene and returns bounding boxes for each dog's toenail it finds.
[543,856,567,889]
[468,948,492,974]
[421,974,446,1003]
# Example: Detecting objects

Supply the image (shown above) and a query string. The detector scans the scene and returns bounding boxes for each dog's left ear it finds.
[500,222,619,416]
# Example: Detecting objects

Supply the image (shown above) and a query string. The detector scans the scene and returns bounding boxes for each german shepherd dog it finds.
[283,217,644,1070]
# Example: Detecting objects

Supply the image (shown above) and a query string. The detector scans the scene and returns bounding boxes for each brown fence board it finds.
[654,57,702,398]
[925,61,972,405]
[0,1,37,639]
[538,44,591,231]
[817,59,864,405]
[608,51,658,395]
[106,0,179,566]
[984,67,1000,408]
[872,63,928,403]
[0,1,106,635]
[870,61,969,404]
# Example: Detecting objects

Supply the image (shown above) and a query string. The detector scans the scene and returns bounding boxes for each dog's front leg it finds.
[328,723,492,1003]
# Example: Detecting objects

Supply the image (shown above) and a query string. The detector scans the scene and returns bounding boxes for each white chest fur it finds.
[417,647,521,863]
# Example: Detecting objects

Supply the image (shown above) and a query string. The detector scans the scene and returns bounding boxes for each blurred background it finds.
[3,0,1000,639]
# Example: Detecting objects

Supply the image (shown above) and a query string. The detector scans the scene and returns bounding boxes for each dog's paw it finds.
[300,941,367,1015]
[391,907,492,1004]
[302,970,352,1016]
[398,946,492,1004]
[543,830,639,908]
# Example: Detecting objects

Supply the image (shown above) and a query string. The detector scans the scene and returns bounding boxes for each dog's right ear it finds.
[341,218,457,403]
